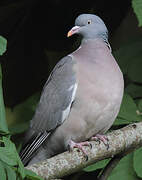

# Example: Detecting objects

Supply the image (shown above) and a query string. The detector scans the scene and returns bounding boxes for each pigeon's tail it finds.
[19,130,50,166]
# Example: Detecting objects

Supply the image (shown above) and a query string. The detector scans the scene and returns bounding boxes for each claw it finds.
[89,142,92,149]
[68,140,91,160]
[91,134,109,150]
[84,154,88,161]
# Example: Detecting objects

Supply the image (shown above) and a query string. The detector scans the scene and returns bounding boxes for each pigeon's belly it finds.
[66,61,124,141]
[52,81,123,146]
[67,91,121,142]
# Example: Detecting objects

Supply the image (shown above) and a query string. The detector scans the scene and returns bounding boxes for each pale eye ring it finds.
[87,20,91,24]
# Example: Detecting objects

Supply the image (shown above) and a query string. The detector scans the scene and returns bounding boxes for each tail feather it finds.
[19,131,50,166]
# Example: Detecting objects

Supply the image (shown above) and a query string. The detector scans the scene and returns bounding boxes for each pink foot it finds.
[68,140,92,160]
[91,134,109,149]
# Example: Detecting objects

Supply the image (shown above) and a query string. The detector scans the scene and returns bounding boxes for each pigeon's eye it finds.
[87,20,91,24]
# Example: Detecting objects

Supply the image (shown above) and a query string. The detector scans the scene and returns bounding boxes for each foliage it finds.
[0,36,7,56]
[133,147,142,178]
[108,153,139,180]
[7,93,39,135]
[0,37,42,180]
[0,36,9,134]
[24,169,44,180]
[132,0,142,26]
[0,136,25,180]
[115,94,141,124]
[84,159,110,172]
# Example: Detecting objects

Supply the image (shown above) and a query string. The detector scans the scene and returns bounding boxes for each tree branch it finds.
[26,122,142,179]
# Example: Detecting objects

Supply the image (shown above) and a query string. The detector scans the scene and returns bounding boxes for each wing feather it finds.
[31,55,77,132]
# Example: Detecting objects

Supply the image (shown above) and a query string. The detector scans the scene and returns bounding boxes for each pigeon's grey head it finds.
[67,14,108,41]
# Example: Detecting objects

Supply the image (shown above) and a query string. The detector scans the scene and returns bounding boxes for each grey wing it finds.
[31,55,77,132]
[20,55,77,165]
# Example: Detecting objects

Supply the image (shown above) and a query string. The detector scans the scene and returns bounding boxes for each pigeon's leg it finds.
[91,134,109,149]
[68,140,92,160]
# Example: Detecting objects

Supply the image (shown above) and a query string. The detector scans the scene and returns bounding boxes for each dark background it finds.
[0,0,131,107]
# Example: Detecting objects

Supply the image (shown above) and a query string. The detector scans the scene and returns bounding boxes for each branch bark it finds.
[26,122,142,179]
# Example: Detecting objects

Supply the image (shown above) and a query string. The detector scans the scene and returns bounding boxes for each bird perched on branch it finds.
[20,14,124,166]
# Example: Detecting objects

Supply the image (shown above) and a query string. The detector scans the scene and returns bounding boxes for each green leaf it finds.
[108,153,139,180]
[133,147,142,178]
[0,137,18,166]
[5,165,16,180]
[16,156,25,179]
[0,65,9,134]
[25,169,44,180]
[0,38,7,135]
[127,55,142,83]
[0,137,25,179]
[138,99,142,112]
[117,94,141,122]
[114,117,130,125]
[4,137,25,178]
[84,159,110,172]
[132,0,142,26]
[113,38,142,83]
[0,161,6,180]
[125,84,142,98]
[0,148,17,166]
[0,36,7,55]
[9,121,29,135]
[7,93,39,134]
[113,40,142,74]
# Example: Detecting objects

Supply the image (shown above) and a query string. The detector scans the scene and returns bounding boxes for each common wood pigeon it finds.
[20,14,124,165]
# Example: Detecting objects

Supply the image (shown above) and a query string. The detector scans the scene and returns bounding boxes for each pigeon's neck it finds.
[81,31,108,44]
[81,38,111,51]
[81,35,108,43]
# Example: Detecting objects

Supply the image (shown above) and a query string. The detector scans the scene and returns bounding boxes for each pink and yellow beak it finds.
[67,26,80,37]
